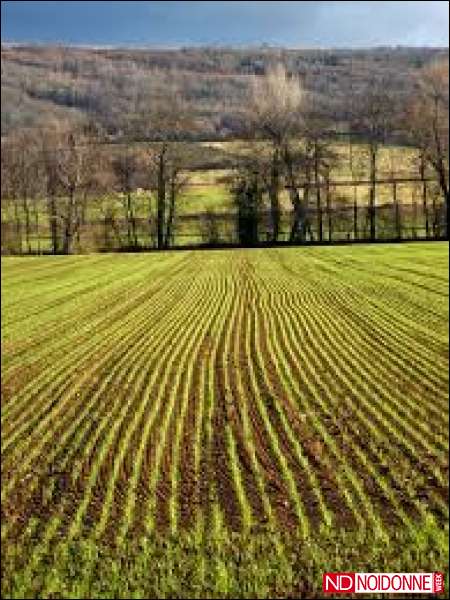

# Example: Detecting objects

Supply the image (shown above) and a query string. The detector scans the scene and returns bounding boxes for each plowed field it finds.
[2,243,448,598]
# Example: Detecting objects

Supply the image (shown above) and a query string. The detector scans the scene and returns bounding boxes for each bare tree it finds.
[353,76,393,240]
[17,136,33,254]
[247,64,304,242]
[147,144,190,249]
[2,131,41,254]
[36,123,63,254]
[111,150,142,248]
[283,144,310,241]
[303,98,338,242]
[53,123,98,254]
[164,146,190,248]
[406,60,449,236]
[232,158,263,246]
[1,138,23,253]
[146,78,193,249]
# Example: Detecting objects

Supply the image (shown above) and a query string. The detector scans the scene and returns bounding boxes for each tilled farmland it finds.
[1,243,449,598]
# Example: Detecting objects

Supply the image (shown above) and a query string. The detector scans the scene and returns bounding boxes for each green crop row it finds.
[1,242,448,598]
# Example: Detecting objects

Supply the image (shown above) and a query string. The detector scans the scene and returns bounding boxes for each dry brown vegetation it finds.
[1,48,448,252]
[2,44,448,139]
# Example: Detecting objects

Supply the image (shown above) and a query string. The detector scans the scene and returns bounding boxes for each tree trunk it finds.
[127,191,138,247]
[34,198,41,255]
[63,188,75,254]
[126,191,132,246]
[369,145,377,241]
[420,157,429,239]
[393,182,401,240]
[147,193,155,247]
[104,213,109,249]
[48,194,58,254]
[431,101,449,237]
[131,214,138,247]
[412,193,418,239]
[435,160,449,239]
[165,176,176,248]
[289,186,303,242]
[236,175,259,246]
[157,147,166,249]
[284,147,304,242]
[314,143,322,242]
[326,174,332,242]
[63,223,73,254]
[13,198,22,254]
[269,148,280,242]
[76,196,87,246]
[23,197,31,254]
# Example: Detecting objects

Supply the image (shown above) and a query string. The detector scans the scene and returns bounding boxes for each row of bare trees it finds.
[1,59,448,253]
[232,60,448,245]
[1,129,193,253]
[1,80,195,253]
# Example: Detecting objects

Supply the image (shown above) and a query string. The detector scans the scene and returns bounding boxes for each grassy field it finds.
[1,242,449,598]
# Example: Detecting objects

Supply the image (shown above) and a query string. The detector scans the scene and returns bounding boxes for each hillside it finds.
[1,44,448,139]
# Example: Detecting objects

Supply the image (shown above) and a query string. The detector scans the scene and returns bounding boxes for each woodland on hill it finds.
[1,44,448,140]
[1,45,448,253]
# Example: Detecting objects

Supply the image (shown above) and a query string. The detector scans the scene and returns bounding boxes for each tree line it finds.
[1,60,448,254]
[232,61,448,245]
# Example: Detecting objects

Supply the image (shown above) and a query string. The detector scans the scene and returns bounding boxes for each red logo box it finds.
[323,572,445,594]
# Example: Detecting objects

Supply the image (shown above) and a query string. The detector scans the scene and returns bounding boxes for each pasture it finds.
[1,242,449,598]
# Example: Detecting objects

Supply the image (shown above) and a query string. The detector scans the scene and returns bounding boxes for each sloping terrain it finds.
[2,44,448,137]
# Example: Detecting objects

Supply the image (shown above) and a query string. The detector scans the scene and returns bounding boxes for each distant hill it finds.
[1,44,448,140]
